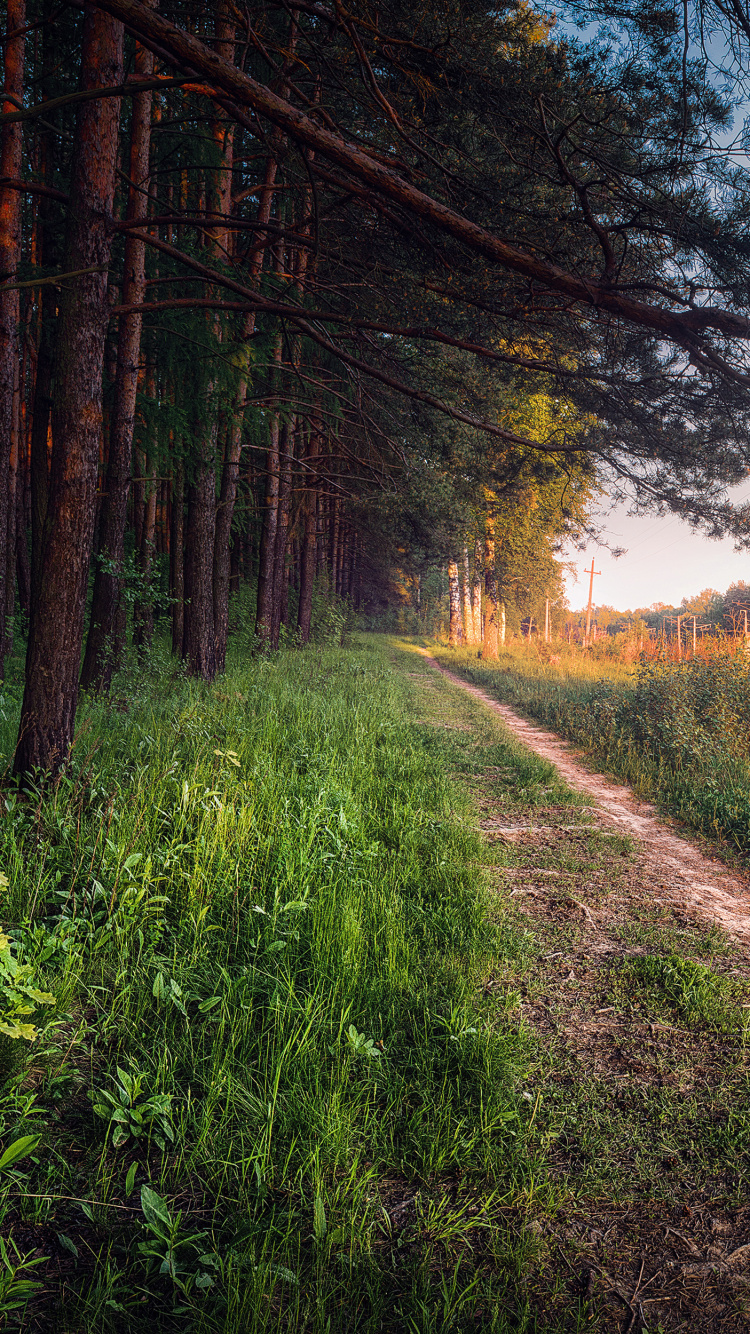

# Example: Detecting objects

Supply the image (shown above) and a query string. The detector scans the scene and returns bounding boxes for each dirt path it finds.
[421,652,750,946]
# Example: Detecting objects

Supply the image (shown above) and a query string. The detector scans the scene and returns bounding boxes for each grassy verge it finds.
[431,640,750,856]
[0,633,551,1332]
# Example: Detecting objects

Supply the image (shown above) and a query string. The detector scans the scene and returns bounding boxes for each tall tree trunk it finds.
[229,536,240,596]
[81,25,154,690]
[29,286,53,604]
[329,496,340,595]
[183,437,217,679]
[482,512,498,660]
[471,538,483,644]
[15,9,123,775]
[254,413,281,644]
[448,559,462,647]
[271,419,294,648]
[462,545,473,644]
[4,378,20,658]
[15,473,30,616]
[133,451,156,652]
[254,326,283,644]
[170,459,185,655]
[0,0,25,675]
[297,422,318,644]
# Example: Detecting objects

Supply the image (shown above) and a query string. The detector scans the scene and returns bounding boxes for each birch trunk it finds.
[448,559,462,646]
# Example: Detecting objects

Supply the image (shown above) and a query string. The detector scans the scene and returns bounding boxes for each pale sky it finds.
[563,499,750,613]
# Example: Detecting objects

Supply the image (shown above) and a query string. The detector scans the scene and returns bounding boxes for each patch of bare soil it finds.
[423,652,750,947]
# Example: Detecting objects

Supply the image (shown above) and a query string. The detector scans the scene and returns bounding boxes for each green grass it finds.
[3,631,750,1330]
[0,633,560,1332]
[432,640,750,855]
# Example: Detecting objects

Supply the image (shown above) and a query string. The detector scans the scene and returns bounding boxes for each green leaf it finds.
[198,996,221,1013]
[313,1194,327,1242]
[125,1162,137,1196]
[0,1134,41,1172]
[141,1184,172,1231]
[57,1232,79,1259]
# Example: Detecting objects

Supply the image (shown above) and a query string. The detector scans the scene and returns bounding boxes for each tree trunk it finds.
[80,26,153,690]
[133,452,156,652]
[462,545,472,644]
[15,473,30,616]
[297,425,318,644]
[183,441,217,680]
[4,379,20,659]
[170,460,185,656]
[254,413,281,644]
[0,0,25,675]
[482,514,498,660]
[471,538,483,644]
[254,321,284,644]
[448,559,462,647]
[271,419,294,647]
[229,536,240,596]
[29,286,53,605]
[15,9,123,776]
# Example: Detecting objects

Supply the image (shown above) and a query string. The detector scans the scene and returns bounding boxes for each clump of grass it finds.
[611,953,749,1034]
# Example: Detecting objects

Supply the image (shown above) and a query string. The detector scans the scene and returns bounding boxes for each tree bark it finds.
[448,559,462,647]
[462,546,473,644]
[170,459,184,656]
[254,412,281,644]
[15,471,30,616]
[471,538,483,644]
[271,419,294,647]
[482,514,498,660]
[254,326,283,644]
[29,286,53,605]
[15,8,123,775]
[4,377,20,659]
[0,0,25,675]
[297,420,318,644]
[133,450,156,652]
[80,24,154,691]
[183,438,217,679]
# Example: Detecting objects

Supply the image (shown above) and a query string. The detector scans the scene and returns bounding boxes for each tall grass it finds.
[0,634,538,1331]
[436,640,750,854]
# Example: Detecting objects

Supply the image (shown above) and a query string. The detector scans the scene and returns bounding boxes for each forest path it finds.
[419,650,750,946]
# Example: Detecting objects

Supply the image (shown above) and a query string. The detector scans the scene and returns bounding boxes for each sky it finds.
[563,501,750,612]
[548,8,750,615]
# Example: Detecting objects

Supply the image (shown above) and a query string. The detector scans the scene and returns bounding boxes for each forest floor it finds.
[402,638,750,1333]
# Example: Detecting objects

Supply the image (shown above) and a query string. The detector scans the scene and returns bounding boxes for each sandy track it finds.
[421,652,750,947]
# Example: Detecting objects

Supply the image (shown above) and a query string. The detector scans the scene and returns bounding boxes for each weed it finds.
[613,953,749,1034]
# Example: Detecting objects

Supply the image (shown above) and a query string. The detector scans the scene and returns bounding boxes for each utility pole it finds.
[693,615,696,655]
[676,614,682,662]
[583,559,601,648]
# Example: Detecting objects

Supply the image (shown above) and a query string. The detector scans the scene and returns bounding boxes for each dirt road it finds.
[421,652,750,947]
